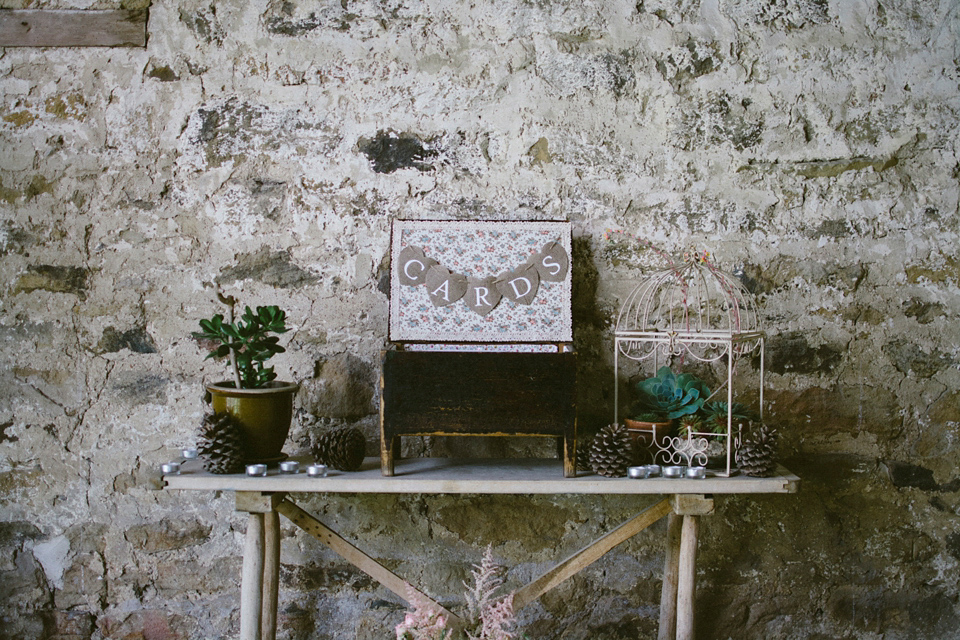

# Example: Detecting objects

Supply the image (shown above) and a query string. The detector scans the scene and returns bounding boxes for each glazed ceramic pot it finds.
[206,381,299,464]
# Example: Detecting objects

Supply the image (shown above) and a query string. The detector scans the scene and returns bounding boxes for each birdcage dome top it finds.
[614,252,762,360]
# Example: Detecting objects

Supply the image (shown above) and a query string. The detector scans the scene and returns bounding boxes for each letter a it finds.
[431,278,451,302]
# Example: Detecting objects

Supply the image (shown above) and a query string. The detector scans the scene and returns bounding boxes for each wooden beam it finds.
[670,494,714,517]
[0,9,147,48]
[658,513,683,640]
[236,491,287,514]
[676,516,701,640]
[276,500,463,627]
[512,498,672,609]
[240,513,265,640]
[262,511,281,640]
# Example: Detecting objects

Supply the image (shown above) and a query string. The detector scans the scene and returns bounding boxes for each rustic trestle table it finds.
[162,457,799,640]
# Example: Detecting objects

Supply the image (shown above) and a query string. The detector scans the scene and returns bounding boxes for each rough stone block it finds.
[123,520,212,553]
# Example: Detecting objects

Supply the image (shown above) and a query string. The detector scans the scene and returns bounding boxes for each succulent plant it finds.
[703,401,760,434]
[633,366,711,421]
[193,292,290,389]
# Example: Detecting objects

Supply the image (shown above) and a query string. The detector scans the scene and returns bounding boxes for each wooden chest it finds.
[379,349,577,477]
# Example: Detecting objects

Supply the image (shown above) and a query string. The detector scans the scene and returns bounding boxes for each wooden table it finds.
[162,457,799,640]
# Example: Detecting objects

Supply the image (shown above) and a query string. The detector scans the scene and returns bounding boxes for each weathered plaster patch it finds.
[32,535,69,590]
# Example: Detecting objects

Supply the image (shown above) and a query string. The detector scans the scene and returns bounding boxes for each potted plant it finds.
[697,400,760,467]
[625,366,711,448]
[193,291,298,464]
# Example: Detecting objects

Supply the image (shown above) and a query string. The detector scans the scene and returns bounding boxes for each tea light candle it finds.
[161,462,180,475]
[306,464,328,478]
[279,461,299,474]
[627,466,650,479]
[246,464,267,477]
[181,448,198,460]
[663,465,686,478]
[686,466,706,479]
[644,464,662,477]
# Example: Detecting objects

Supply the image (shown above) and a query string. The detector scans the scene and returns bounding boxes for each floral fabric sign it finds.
[389,220,573,343]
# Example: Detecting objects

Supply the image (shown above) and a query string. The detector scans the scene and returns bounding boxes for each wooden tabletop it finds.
[162,457,800,495]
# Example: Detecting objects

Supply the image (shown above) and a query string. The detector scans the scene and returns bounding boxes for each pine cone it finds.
[312,427,366,472]
[197,412,247,474]
[589,423,634,478]
[736,423,779,477]
[576,434,594,474]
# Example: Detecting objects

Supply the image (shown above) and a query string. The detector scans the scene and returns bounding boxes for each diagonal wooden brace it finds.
[512,498,672,609]
[276,499,464,627]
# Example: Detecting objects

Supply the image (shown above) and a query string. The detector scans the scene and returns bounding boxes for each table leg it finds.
[658,512,683,640]
[262,510,281,640]
[241,512,265,640]
[676,515,700,640]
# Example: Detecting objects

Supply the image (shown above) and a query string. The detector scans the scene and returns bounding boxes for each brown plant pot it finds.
[623,418,676,448]
[206,381,299,464]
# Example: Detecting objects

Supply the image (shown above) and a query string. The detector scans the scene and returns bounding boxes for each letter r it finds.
[474,287,490,307]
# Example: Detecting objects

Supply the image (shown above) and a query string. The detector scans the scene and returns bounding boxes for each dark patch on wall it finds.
[571,236,601,328]
[358,132,437,174]
[601,50,636,99]
[277,602,318,639]
[284,564,377,592]
[882,339,953,378]
[218,247,319,289]
[0,521,48,625]
[903,298,946,325]
[147,65,179,82]
[376,259,391,297]
[24,175,54,200]
[946,532,960,561]
[264,9,324,36]
[249,179,287,220]
[124,520,213,553]
[180,5,223,45]
[825,585,889,633]
[907,593,960,637]
[99,326,158,354]
[656,38,719,90]
[98,609,188,639]
[0,521,42,547]
[0,421,16,444]
[737,257,865,296]
[676,92,764,151]
[45,611,95,638]
[433,496,574,549]
[14,265,90,298]
[262,0,358,35]
[192,98,269,168]
[0,224,35,255]
[807,219,851,239]
[753,0,830,30]
[585,613,658,639]
[0,179,19,204]
[760,331,842,375]
[769,387,901,441]
[299,354,375,420]
[153,557,240,595]
[885,460,939,491]
[113,373,169,404]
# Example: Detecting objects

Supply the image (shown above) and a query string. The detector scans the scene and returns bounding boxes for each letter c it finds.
[403,259,426,282]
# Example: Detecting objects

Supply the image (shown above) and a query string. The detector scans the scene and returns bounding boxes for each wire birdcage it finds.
[614,253,763,362]
[613,251,766,477]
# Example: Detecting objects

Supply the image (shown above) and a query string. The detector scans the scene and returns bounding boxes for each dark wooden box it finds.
[379,349,577,477]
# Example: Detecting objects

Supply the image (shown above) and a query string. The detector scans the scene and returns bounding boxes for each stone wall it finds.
[1,0,958,638]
